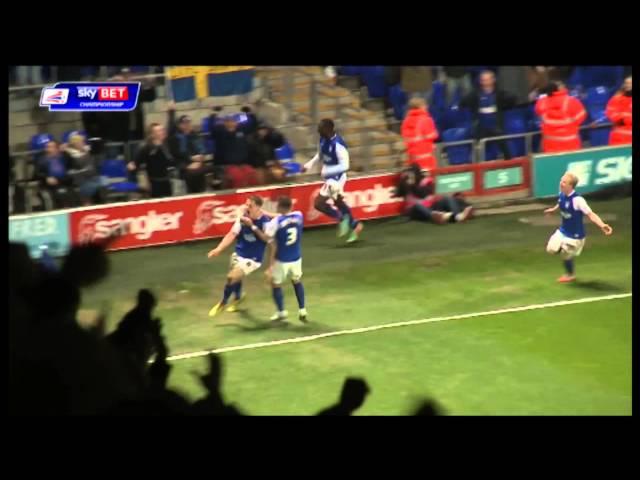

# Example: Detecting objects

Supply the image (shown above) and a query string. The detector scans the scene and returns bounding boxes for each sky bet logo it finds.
[40,82,140,112]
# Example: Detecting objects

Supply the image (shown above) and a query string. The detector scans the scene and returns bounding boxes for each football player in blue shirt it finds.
[207,195,273,317]
[264,196,307,323]
[544,172,613,283]
[302,118,364,243]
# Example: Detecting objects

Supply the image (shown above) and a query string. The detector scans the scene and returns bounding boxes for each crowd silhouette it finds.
[9,239,444,416]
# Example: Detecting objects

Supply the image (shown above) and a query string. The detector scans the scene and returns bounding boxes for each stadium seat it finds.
[584,86,612,118]
[338,66,361,77]
[580,66,624,90]
[588,118,611,147]
[275,143,295,162]
[275,143,302,177]
[430,81,447,111]
[442,105,473,131]
[99,158,139,196]
[360,66,387,98]
[80,66,99,78]
[442,128,472,165]
[504,108,528,157]
[388,84,408,120]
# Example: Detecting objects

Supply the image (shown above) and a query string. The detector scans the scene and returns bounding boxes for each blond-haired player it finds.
[544,172,613,282]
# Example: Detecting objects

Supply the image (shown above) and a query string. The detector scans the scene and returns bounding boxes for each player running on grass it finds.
[301,118,364,243]
[264,196,307,324]
[207,195,273,317]
[544,172,613,283]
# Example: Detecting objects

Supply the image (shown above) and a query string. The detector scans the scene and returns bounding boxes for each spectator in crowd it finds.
[9,235,452,415]
[248,121,287,185]
[535,81,587,153]
[317,377,371,416]
[64,133,104,206]
[442,66,473,103]
[166,101,208,193]
[395,164,473,225]
[606,76,632,146]
[35,141,77,209]
[208,108,258,189]
[468,66,498,87]
[130,123,175,198]
[401,66,433,104]
[401,97,439,172]
[460,70,517,160]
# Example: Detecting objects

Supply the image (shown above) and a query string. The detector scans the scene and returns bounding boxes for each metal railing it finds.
[477,122,614,163]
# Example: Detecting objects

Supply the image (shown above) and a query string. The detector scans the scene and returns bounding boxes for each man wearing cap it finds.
[167,101,208,193]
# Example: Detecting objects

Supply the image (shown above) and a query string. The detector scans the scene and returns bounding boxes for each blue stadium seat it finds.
[282,162,302,176]
[100,158,139,193]
[588,118,611,147]
[442,105,472,131]
[442,128,472,165]
[580,66,624,90]
[275,143,295,162]
[504,108,528,157]
[430,81,447,111]
[130,66,150,73]
[338,66,361,77]
[584,86,612,119]
[275,143,301,177]
[389,84,408,120]
[81,66,99,77]
[360,66,387,98]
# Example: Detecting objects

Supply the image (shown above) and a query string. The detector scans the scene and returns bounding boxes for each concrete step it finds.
[274,94,359,110]
[362,97,387,112]
[336,76,361,91]
[345,131,398,147]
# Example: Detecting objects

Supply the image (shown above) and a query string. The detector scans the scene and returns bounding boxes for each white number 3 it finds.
[286,227,297,246]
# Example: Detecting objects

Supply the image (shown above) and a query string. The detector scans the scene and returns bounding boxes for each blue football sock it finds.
[222,283,234,305]
[234,281,242,300]
[272,287,285,312]
[563,259,574,276]
[293,282,305,309]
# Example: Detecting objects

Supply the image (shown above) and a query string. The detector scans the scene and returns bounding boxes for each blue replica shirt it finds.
[478,91,498,129]
[265,211,304,262]
[231,213,271,262]
[304,134,350,181]
[558,191,592,240]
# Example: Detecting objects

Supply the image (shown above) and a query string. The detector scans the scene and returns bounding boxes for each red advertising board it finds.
[70,173,405,251]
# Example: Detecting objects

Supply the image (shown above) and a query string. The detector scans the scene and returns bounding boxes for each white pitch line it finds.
[166,292,632,362]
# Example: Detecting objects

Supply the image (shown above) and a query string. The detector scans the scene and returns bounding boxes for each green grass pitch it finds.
[80,197,632,415]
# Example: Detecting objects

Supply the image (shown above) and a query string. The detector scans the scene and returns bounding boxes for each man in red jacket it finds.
[401,97,439,172]
[606,76,632,146]
[535,82,587,153]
